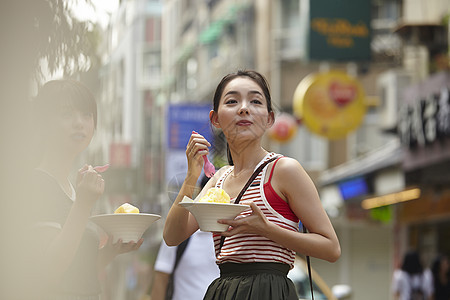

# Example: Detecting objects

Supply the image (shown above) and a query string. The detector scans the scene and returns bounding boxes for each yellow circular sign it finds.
[293,70,366,139]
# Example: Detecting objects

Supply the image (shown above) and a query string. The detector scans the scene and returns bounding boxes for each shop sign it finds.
[166,103,213,186]
[338,176,369,201]
[369,206,393,224]
[292,70,366,139]
[167,104,213,149]
[309,0,371,61]
[398,81,450,148]
[110,143,131,167]
[268,113,298,143]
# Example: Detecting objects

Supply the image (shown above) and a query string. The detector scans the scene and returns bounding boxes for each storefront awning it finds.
[319,139,403,186]
[199,19,227,44]
[175,44,195,63]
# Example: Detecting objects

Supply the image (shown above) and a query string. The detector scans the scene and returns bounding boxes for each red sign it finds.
[110,143,131,167]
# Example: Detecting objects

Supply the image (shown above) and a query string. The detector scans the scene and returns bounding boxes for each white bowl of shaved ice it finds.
[90,203,161,242]
[179,188,249,232]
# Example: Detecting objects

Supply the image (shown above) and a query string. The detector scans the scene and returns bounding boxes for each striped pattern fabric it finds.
[213,153,299,268]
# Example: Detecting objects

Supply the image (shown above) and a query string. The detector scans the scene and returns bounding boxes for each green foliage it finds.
[33,0,101,83]
[442,13,449,26]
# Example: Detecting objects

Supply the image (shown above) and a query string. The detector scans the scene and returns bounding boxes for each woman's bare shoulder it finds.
[274,156,304,174]
[272,157,314,189]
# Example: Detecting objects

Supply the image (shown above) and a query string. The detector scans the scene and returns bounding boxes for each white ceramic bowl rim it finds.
[178,202,249,232]
[89,213,161,242]
[90,213,161,218]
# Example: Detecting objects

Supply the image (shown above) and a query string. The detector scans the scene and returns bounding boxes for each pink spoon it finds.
[202,155,215,178]
[81,163,110,174]
[192,131,215,178]
[93,163,110,173]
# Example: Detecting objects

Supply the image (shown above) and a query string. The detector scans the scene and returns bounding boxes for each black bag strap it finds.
[219,155,280,250]
[302,225,314,300]
[174,236,190,270]
[165,236,191,300]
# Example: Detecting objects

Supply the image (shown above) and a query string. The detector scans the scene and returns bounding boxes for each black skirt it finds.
[203,262,298,300]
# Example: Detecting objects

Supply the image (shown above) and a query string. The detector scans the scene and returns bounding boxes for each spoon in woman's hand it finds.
[202,155,215,178]
[81,163,110,174]
[192,131,215,178]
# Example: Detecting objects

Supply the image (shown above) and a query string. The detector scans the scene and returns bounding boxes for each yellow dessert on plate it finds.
[114,203,140,214]
[198,187,231,204]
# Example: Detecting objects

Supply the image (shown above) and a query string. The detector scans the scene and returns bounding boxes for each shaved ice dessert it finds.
[198,188,231,204]
[114,203,140,214]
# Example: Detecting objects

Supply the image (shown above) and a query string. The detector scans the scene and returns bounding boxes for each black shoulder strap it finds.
[174,236,190,271]
[165,237,191,300]
[219,155,280,250]
[303,225,314,300]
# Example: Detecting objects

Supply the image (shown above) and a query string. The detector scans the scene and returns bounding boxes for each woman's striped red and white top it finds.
[213,152,299,269]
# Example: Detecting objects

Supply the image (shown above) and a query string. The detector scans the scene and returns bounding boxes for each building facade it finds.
[94,0,449,298]
[95,0,164,298]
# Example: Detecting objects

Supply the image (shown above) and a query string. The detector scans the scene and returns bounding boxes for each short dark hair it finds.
[33,79,97,129]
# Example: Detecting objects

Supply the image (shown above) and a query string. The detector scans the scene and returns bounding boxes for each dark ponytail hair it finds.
[401,250,423,275]
[212,70,273,165]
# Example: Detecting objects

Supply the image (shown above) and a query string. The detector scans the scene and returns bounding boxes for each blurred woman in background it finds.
[431,254,450,300]
[29,80,142,300]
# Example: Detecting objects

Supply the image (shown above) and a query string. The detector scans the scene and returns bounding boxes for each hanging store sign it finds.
[110,143,131,167]
[166,103,213,184]
[398,75,450,148]
[398,72,450,170]
[309,0,371,61]
[268,113,298,143]
[167,104,213,149]
[338,176,369,201]
[293,70,366,139]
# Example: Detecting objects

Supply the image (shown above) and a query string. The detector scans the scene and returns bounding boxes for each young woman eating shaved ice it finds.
[164,70,340,300]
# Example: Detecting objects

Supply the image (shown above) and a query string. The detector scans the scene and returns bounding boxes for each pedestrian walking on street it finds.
[392,250,433,300]
[27,79,143,300]
[163,70,341,300]
[431,254,450,300]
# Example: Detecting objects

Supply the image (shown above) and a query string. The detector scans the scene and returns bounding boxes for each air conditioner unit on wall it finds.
[402,0,449,24]
[403,45,429,82]
[377,70,412,131]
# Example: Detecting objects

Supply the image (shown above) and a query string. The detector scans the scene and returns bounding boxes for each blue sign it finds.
[167,104,213,149]
[338,177,369,200]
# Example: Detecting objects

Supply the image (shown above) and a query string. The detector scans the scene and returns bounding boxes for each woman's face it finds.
[211,77,274,145]
[47,104,95,154]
